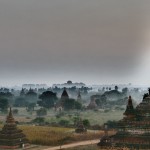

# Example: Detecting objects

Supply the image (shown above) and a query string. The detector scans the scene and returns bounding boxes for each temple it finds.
[61,88,69,100]
[20,88,25,97]
[98,92,150,149]
[123,95,135,120]
[97,124,112,147]
[87,98,97,109]
[75,118,87,133]
[0,108,29,149]
[77,90,81,102]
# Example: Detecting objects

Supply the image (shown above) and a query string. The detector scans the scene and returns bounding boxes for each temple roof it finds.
[6,107,16,124]
[61,88,69,99]
[88,99,97,109]
[123,96,135,116]
[20,88,25,96]
[102,90,150,149]
[77,90,81,100]
[0,107,29,147]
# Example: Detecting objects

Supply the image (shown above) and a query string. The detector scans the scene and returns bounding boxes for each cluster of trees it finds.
[36,108,47,116]
[91,87,133,109]
[14,89,38,112]
[37,91,58,108]
[13,89,83,112]
[0,91,14,112]
[100,86,119,92]
[0,98,8,112]
[93,95,107,108]
[14,88,83,111]
[52,86,92,97]
[63,98,82,110]
[37,91,82,110]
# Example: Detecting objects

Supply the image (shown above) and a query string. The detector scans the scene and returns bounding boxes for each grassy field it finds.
[0,125,115,146]
[0,107,124,126]
[0,107,120,147]
[67,145,130,150]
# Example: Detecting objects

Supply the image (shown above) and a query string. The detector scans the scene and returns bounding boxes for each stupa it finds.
[61,88,69,100]
[0,108,29,149]
[98,92,150,149]
[87,98,97,109]
[97,124,112,147]
[75,118,87,133]
[77,90,82,102]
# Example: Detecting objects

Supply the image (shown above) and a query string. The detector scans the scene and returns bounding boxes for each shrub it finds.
[74,101,82,110]
[36,108,47,116]
[32,117,45,124]
[64,99,75,110]
[90,124,101,130]
[55,112,65,118]
[104,109,110,113]
[83,119,90,127]
[106,120,118,129]
[12,109,18,114]
[73,117,80,126]
[59,119,69,126]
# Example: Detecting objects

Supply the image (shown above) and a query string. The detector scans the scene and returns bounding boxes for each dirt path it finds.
[43,139,99,150]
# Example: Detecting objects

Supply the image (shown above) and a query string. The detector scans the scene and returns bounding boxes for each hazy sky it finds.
[0,0,150,86]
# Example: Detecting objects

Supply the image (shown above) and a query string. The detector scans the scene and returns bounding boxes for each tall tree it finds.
[38,91,58,108]
[115,86,119,91]
[0,98,8,112]
[63,98,75,110]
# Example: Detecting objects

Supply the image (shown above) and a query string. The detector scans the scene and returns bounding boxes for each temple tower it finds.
[61,88,69,100]
[98,90,150,149]
[77,90,81,102]
[0,108,29,149]
[87,98,97,109]
[20,88,25,97]
[123,96,135,120]
[75,118,87,133]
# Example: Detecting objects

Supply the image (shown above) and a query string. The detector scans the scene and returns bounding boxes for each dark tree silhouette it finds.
[74,101,82,110]
[26,102,36,111]
[36,108,47,116]
[83,119,90,127]
[25,89,37,103]
[0,98,8,112]
[63,98,75,110]
[122,87,129,96]
[38,91,58,108]
[115,86,118,91]
[14,97,27,107]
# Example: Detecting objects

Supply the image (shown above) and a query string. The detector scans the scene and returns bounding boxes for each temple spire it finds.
[0,107,29,148]
[123,96,135,120]
[148,88,150,95]
[77,90,81,101]
[6,107,15,124]
[9,107,12,117]
[61,87,69,100]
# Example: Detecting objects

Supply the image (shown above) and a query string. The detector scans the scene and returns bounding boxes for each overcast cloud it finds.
[0,0,150,86]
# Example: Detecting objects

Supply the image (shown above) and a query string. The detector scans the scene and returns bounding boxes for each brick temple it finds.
[98,89,150,149]
[0,108,29,149]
